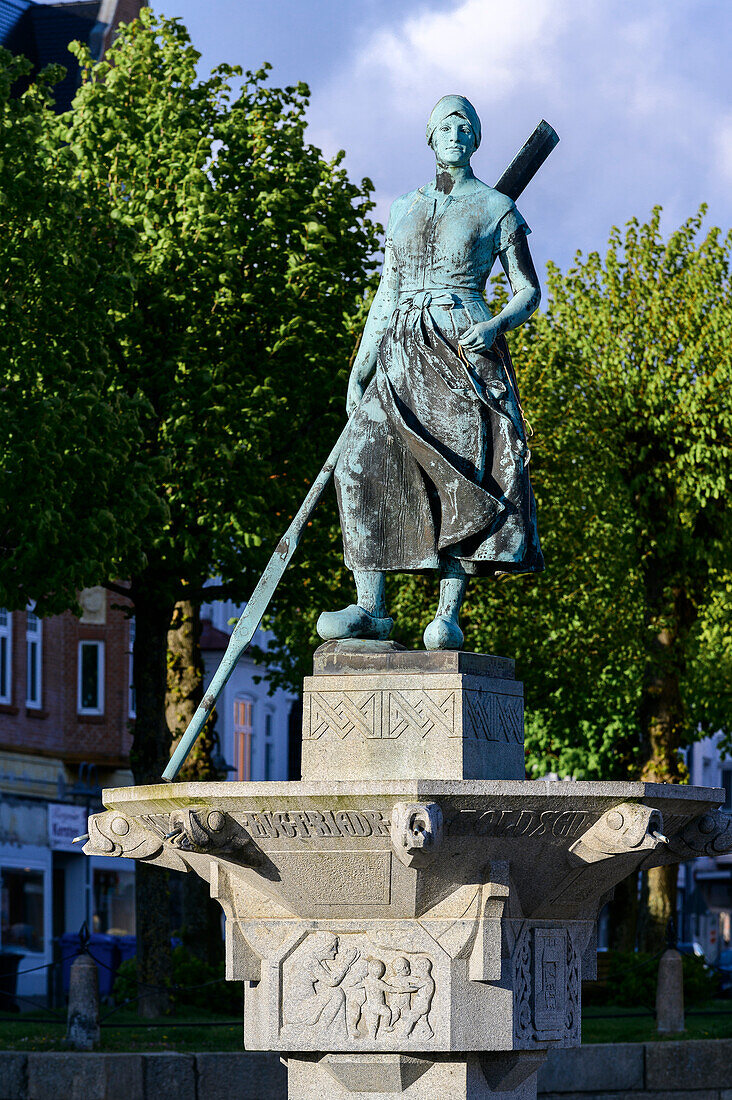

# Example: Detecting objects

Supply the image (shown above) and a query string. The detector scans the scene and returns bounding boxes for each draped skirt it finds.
[334,294,544,576]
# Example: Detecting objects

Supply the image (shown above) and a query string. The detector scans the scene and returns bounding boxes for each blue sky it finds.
[145,0,731,276]
[45,1,732,275]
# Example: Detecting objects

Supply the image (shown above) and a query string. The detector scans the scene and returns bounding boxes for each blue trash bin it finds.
[87,934,120,998]
[0,952,21,1013]
[117,935,136,964]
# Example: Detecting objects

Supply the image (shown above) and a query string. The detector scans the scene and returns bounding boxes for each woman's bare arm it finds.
[346,220,401,414]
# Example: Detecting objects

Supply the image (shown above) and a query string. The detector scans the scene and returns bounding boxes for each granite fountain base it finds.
[84,644,732,1100]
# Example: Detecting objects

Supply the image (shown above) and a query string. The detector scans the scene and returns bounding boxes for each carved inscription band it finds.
[238,807,588,842]
[446,808,588,839]
[240,809,391,841]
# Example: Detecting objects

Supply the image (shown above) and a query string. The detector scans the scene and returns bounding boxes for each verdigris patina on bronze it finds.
[318,95,545,651]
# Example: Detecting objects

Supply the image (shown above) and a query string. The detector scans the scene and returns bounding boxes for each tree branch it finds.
[184,582,241,603]
[103,581,133,598]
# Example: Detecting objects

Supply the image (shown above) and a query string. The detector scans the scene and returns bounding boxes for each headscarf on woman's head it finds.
[426,95,481,150]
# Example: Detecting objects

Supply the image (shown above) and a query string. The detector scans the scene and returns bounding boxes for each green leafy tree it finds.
[62,12,378,1011]
[0,50,160,612]
[1,12,378,1012]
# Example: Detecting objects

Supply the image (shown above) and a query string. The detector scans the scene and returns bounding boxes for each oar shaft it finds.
[162,421,350,781]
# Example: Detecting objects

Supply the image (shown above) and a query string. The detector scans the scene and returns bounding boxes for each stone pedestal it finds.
[302,644,524,781]
[66,953,100,1051]
[286,1051,545,1100]
[656,949,685,1034]
[82,642,732,1100]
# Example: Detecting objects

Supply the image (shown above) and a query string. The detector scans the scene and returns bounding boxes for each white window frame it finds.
[25,607,42,708]
[0,857,49,957]
[78,640,105,716]
[264,710,274,780]
[128,617,136,719]
[0,608,12,705]
[233,695,254,781]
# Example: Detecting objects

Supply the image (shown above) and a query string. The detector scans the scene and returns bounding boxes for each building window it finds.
[128,617,136,719]
[1,867,45,952]
[93,869,135,935]
[264,712,274,780]
[0,609,11,705]
[234,697,253,781]
[26,608,42,708]
[78,641,105,715]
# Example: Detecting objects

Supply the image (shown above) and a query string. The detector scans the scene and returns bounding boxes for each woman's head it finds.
[426,95,481,167]
[314,932,339,960]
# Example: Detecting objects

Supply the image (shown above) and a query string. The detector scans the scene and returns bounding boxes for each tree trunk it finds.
[129,581,175,1017]
[166,599,223,964]
[638,864,678,954]
[638,616,688,786]
[636,578,696,954]
[607,873,639,952]
[133,863,172,1018]
[167,599,218,782]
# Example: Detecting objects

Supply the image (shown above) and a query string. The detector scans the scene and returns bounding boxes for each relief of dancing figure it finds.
[340,951,437,1041]
[348,958,395,1039]
[395,957,436,1039]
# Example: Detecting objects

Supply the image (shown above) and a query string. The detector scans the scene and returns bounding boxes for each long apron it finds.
[334,287,543,576]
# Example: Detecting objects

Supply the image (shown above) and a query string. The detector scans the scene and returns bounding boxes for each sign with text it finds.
[48,803,87,852]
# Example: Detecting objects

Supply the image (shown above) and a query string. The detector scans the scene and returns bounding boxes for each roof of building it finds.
[0,0,34,50]
[0,0,102,111]
[200,618,231,653]
[47,2,99,16]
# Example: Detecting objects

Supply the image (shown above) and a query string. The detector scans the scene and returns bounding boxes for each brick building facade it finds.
[0,584,297,1006]
[0,588,135,1004]
[0,592,133,767]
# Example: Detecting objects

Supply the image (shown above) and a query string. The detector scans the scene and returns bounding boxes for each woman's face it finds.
[321,935,338,960]
[431,114,476,167]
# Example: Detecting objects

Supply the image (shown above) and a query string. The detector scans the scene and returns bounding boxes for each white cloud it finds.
[359,0,555,99]
[306,0,732,271]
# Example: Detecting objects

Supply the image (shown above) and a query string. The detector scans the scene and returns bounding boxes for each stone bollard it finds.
[66,953,101,1050]
[656,948,685,1033]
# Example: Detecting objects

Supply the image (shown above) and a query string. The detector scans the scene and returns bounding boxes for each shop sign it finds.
[48,803,87,852]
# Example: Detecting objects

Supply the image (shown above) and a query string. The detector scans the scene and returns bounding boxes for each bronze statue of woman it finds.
[316,94,544,651]
[162,101,552,777]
